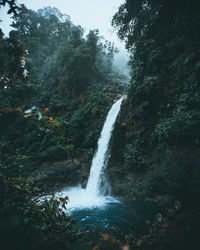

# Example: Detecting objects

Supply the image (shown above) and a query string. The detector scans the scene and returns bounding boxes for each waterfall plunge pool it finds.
[51,187,161,241]
[56,185,120,211]
[69,199,161,238]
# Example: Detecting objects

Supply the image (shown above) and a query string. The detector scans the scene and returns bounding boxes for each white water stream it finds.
[56,96,124,210]
[86,96,124,196]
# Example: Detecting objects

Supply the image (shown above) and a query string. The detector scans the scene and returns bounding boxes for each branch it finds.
[0,104,25,117]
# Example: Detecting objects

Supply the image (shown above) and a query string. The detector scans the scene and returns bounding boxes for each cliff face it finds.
[107,152,200,204]
[29,159,91,192]
[107,97,200,206]
[110,0,200,207]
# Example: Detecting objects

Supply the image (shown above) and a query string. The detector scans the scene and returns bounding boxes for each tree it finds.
[0,0,18,14]
[111,0,200,166]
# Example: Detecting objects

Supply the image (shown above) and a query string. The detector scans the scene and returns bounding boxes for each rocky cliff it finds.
[29,159,91,192]
[107,97,200,207]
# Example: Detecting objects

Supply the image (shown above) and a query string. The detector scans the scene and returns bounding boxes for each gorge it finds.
[1,0,200,249]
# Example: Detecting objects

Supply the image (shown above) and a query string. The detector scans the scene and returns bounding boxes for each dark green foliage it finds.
[0,3,126,250]
[0,0,18,15]
[0,36,24,81]
[68,82,114,158]
[111,0,200,167]
[124,144,149,167]
[0,6,123,164]
[0,152,33,178]
[0,162,76,250]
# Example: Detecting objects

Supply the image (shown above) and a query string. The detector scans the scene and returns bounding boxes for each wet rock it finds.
[29,159,91,192]
[107,153,200,207]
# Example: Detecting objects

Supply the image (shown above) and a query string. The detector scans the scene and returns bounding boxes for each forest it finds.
[0,0,200,250]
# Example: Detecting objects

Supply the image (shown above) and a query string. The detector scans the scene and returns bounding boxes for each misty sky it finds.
[0,0,125,48]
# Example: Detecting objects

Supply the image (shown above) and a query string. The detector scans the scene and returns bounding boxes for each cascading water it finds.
[86,96,124,197]
[57,96,124,210]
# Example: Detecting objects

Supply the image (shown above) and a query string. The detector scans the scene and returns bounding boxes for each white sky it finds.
[0,0,125,49]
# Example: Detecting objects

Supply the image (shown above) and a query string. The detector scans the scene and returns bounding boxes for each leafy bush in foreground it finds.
[0,159,76,250]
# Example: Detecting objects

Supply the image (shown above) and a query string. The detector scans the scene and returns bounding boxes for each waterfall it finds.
[58,96,124,209]
[86,96,124,196]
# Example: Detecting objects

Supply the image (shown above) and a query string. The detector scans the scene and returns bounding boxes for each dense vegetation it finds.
[108,2,200,248]
[0,5,124,163]
[111,0,200,169]
[0,3,125,249]
[2,0,200,249]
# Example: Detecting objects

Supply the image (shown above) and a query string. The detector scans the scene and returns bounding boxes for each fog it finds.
[0,0,130,75]
[0,0,125,48]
